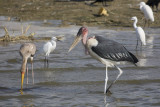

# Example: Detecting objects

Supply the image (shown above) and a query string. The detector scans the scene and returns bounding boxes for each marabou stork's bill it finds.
[19,43,36,92]
[68,27,138,94]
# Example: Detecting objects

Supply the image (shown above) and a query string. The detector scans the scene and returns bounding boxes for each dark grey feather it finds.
[91,36,138,64]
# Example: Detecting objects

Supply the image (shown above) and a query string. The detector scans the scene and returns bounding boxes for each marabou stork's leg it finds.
[106,65,123,93]
[104,65,108,94]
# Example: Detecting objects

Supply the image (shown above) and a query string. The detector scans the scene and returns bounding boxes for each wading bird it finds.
[19,43,36,91]
[139,2,154,27]
[131,16,146,48]
[43,37,57,67]
[68,27,138,94]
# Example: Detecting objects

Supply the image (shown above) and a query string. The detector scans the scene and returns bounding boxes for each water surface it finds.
[0,20,160,107]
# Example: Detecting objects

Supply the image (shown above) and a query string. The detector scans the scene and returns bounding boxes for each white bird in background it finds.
[139,2,154,27]
[131,16,146,48]
[43,37,57,66]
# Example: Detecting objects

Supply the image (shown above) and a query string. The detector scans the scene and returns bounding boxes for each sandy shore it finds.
[0,0,159,29]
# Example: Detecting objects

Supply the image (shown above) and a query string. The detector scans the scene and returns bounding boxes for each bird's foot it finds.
[20,89,23,95]
[105,89,112,95]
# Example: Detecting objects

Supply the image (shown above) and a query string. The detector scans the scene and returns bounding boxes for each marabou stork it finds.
[68,27,138,94]
[19,43,36,91]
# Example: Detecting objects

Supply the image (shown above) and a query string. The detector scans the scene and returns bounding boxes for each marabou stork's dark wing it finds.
[91,36,138,64]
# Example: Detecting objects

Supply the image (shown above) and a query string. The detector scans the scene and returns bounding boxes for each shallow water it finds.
[0,20,160,107]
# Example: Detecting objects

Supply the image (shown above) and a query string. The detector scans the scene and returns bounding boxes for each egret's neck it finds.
[140,5,143,11]
[133,19,137,29]
[51,40,56,45]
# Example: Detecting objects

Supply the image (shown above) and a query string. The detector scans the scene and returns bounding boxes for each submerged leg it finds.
[44,56,47,68]
[136,38,138,49]
[104,66,108,94]
[106,65,123,93]
[47,57,49,65]
[26,64,28,84]
[47,56,49,68]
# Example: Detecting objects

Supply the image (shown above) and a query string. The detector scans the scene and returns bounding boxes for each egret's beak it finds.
[21,72,25,90]
[68,35,82,52]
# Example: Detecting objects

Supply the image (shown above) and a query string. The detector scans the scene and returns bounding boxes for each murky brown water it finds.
[0,19,160,107]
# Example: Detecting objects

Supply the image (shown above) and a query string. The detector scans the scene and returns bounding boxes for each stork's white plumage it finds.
[139,2,154,27]
[68,27,138,94]
[131,16,146,48]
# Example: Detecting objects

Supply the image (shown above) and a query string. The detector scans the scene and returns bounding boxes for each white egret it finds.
[43,37,57,66]
[139,2,154,27]
[131,16,146,48]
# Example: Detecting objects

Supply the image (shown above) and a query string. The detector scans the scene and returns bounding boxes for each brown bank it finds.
[0,0,159,29]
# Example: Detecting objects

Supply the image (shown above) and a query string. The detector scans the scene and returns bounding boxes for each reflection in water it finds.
[146,34,154,49]
[136,50,147,67]
[104,95,110,107]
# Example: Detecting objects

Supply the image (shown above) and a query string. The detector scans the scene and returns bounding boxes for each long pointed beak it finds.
[21,72,25,90]
[68,36,82,52]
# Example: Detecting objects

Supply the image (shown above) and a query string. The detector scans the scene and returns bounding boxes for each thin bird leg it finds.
[148,21,150,28]
[144,20,147,28]
[47,56,49,67]
[104,66,108,94]
[31,57,34,84]
[26,63,28,84]
[140,42,143,51]
[136,38,138,49]
[44,56,47,68]
[106,65,123,93]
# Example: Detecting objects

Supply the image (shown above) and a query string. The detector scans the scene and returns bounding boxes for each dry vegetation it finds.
[1,25,34,42]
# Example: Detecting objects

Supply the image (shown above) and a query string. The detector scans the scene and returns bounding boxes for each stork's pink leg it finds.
[26,64,28,84]
[31,61,34,84]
